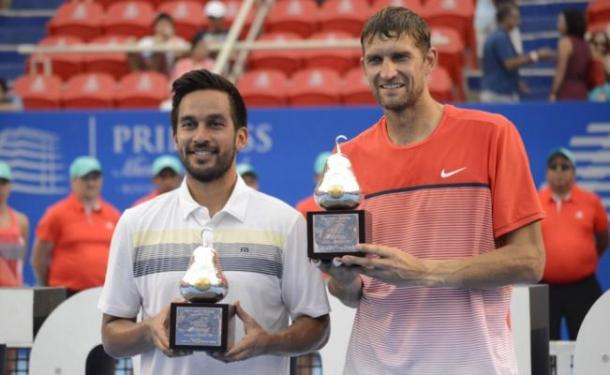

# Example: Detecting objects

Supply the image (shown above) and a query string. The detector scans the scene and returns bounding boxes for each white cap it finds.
[205,1,227,18]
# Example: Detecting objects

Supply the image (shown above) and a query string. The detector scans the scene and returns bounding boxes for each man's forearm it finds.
[328,277,362,308]
[265,315,330,356]
[102,316,154,358]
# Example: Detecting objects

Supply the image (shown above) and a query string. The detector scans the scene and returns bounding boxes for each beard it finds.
[180,139,237,183]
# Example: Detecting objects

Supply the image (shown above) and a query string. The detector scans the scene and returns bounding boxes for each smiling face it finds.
[173,89,247,184]
[361,33,435,112]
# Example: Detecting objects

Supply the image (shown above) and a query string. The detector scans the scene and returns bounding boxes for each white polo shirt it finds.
[99,176,330,375]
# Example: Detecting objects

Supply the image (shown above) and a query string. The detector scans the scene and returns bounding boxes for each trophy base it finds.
[307,209,371,260]
[169,302,235,351]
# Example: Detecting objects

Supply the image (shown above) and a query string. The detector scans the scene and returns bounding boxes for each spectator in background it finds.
[295,151,331,217]
[588,31,610,101]
[133,155,184,206]
[171,32,215,83]
[549,10,591,101]
[0,78,23,112]
[237,162,259,190]
[129,13,189,75]
[31,156,120,296]
[0,161,29,287]
[475,0,523,58]
[539,148,608,340]
[481,2,553,103]
[203,0,229,58]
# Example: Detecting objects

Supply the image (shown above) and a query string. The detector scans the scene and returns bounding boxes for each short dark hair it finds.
[361,6,431,54]
[562,10,587,39]
[496,2,518,24]
[153,12,174,27]
[0,78,7,94]
[171,69,247,134]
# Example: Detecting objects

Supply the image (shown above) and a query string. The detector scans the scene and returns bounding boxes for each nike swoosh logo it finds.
[440,167,467,178]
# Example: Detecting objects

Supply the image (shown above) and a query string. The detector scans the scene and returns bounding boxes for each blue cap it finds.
[69,156,102,178]
[237,162,256,176]
[0,161,13,181]
[547,147,576,167]
[314,151,331,175]
[152,155,183,176]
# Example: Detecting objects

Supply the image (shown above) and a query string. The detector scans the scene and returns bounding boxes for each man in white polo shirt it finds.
[98,69,330,375]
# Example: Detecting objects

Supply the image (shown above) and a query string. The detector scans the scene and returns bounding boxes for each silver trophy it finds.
[307,135,371,260]
[170,228,235,351]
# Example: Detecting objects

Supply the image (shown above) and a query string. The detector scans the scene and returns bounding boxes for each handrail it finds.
[212,0,256,76]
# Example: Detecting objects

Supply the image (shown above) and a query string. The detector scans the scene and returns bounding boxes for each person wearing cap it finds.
[538,147,608,340]
[133,155,184,207]
[203,0,229,57]
[295,151,331,217]
[237,162,259,190]
[31,156,121,296]
[0,161,29,287]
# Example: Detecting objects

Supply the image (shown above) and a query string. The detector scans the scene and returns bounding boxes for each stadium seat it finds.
[319,0,371,37]
[47,1,104,41]
[587,0,610,26]
[12,74,63,110]
[115,71,169,108]
[27,36,83,81]
[248,33,304,77]
[431,26,464,100]
[428,66,453,102]
[82,35,130,80]
[370,0,423,16]
[157,1,204,41]
[103,1,155,38]
[302,31,360,75]
[62,73,117,109]
[340,67,376,105]
[288,68,342,106]
[237,70,288,107]
[421,0,476,62]
[266,0,320,38]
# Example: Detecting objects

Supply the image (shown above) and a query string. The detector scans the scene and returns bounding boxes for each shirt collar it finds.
[67,193,101,212]
[178,173,250,222]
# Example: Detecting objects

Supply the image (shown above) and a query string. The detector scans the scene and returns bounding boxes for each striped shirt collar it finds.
[177,173,250,223]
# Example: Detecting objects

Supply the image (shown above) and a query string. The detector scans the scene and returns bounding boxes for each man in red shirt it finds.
[31,156,120,295]
[539,147,608,340]
[296,151,330,217]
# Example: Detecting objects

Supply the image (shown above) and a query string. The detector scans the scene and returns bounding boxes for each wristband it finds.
[529,51,539,63]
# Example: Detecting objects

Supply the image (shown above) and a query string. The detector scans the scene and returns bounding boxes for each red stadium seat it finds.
[266,0,320,38]
[12,74,63,110]
[103,1,155,38]
[319,0,371,36]
[428,66,453,102]
[62,73,117,109]
[288,68,342,106]
[115,72,169,108]
[431,26,465,100]
[238,70,288,107]
[83,35,130,80]
[248,33,304,76]
[302,31,360,75]
[157,1,204,41]
[421,0,476,63]
[47,2,104,41]
[27,36,83,81]
[370,0,423,16]
[340,67,376,105]
[588,0,610,26]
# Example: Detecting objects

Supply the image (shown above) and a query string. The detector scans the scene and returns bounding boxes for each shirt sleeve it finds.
[593,194,608,233]
[489,118,544,238]
[281,214,330,320]
[98,210,141,318]
[36,206,60,243]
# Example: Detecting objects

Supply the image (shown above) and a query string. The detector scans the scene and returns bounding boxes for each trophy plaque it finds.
[307,135,371,261]
[170,228,235,351]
